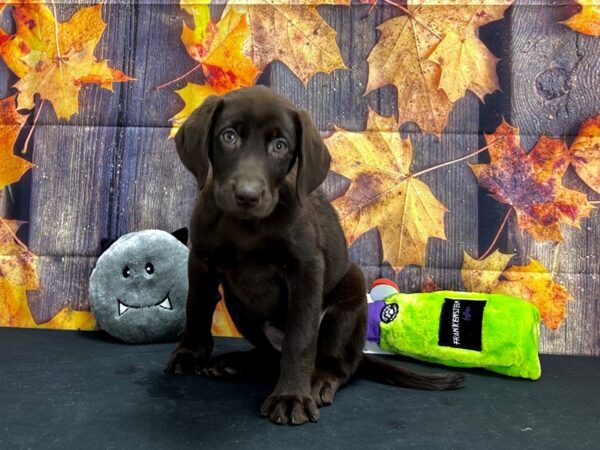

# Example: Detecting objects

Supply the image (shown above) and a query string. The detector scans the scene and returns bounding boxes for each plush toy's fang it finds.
[118,301,129,316]
[158,297,172,310]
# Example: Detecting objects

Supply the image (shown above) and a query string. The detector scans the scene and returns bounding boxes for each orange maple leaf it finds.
[492,259,572,330]
[169,3,260,137]
[0,95,31,189]
[181,3,259,91]
[211,286,241,337]
[0,0,21,15]
[326,109,447,271]
[0,3,132,120]
[470,120,593,242]
[563,0,600,36]
[569,114,600,194]
[366,0,511,135]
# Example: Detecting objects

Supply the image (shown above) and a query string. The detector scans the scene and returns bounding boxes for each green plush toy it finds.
[366,279,541,380]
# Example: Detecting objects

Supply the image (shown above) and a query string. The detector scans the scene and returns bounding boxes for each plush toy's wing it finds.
[100,237,118,254]
[171,227,189,246]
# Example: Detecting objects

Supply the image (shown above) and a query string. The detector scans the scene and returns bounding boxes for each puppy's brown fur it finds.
[166,86,463,425]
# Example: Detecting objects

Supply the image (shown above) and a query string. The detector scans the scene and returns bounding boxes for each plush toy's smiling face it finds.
[117,292,172,316]
[114,259,173,316]
[89,230,189,344]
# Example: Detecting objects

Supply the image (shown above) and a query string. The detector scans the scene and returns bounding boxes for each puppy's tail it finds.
[356,355,465,391]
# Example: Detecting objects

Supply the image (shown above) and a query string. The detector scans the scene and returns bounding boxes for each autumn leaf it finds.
[170,82,221,138]
[428,30,500,103]
[326,109,447,271]
[569,114,600,193]
[181,3,259,91]
[169,0,346,133]
[563,0,600,36]
[0,0,21,16]
[470,120,593,242]
[0,218,95,329]
[461,250,512,293]
[169,3,260,137]
[492,259,572,330]
[211,286,240,337]
[0,217,37,290]
[0,95,31,189]
[224,0,348,85]
[0,3,132,120]
[41,306,96,330]
[421,275,441,292]
[366,0,509,135]
[0,277,96,329]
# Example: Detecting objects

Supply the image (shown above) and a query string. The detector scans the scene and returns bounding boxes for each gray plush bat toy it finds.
[89,228,189,344]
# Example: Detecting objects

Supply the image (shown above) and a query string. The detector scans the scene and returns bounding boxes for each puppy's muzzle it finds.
[233,177,265,209]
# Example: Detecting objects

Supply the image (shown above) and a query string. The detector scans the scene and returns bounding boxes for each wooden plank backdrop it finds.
[1,1,598,355]
[505,1,600,355]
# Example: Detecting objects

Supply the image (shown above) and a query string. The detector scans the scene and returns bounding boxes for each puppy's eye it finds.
[222,129,237,144]
[271,138,288,154]
[145,263,154,275]
[122,266,131,278]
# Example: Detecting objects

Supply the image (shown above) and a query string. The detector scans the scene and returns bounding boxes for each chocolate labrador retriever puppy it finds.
[166,86,463,425]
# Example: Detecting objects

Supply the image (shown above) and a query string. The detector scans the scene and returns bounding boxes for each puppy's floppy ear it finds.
[294,109,331,204]
[174,95,222,190]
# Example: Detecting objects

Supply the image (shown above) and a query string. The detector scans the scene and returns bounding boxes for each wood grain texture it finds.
[270,5,480,292]
[25,2,200,322]
[1,2,596,354]
[506,1,599,355]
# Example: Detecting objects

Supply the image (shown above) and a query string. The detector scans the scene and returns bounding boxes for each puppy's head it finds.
[175,86,331,219]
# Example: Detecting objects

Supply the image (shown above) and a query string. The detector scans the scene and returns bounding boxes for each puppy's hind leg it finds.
[312,263,367,406]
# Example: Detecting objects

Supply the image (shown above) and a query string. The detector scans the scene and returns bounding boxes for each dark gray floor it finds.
[0,328,598,449]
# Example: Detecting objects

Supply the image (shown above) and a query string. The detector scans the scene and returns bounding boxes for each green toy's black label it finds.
[438,298,486,351]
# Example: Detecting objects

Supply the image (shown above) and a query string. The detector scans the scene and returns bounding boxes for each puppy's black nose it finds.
[234,181,263,208]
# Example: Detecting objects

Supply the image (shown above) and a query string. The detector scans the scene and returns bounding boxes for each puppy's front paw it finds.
[260,393,320,425]
[165,344,209,375]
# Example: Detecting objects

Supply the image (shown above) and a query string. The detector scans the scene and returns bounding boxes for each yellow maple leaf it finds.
[366,0,510,135]
[0,217,96,330]
[0,277,36,327]
[40,306,96,330]
[224,0,348,85]
[563,0,600,36]
[569,114,600,194]
[170,82,222,138]
[428,31,500,103]
[492,259,572,330]
[0,3,132,120]
[0,95,31,189]
[0,277,95,329]
[461,250,513,293]
[326,109,447,271]
[181,3,259,91]
[0,217,38,290]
